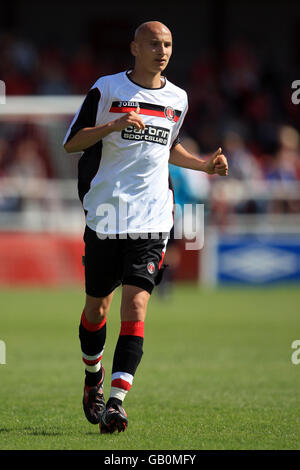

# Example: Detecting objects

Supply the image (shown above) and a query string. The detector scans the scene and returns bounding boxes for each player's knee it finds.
[98,297,111,317]
[84,306,106,324]
[121,296,147,320]
[84,296,111,323]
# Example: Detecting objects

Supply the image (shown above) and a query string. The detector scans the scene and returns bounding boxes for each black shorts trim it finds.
[86,282,121,299]
[122,276,154,295]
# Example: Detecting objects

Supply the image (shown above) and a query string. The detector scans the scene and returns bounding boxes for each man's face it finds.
[131,27,172,74]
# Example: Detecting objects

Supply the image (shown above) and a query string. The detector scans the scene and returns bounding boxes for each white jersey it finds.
[64,70,188,234]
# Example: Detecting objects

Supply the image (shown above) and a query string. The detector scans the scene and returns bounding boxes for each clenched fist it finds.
[111,106,146,132]
[204,148,228,176]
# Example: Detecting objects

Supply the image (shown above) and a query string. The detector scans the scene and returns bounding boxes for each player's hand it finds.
[204,148,228,176]
[111,106,146,132]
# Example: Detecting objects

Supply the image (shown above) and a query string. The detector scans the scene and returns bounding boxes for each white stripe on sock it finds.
[82,349,104,361]
[109,386,128,402]
[111,371,133,385]
[85,361,101,373]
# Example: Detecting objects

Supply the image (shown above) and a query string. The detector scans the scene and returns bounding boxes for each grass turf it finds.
[0,284,299,450]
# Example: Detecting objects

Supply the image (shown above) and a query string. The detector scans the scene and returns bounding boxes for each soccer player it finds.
[63,21,228,434]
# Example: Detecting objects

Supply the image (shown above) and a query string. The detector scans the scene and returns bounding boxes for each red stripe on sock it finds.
[111,378,132,391]
[81,310,107,332]
[120,321,144,338]
[82,355,103,366]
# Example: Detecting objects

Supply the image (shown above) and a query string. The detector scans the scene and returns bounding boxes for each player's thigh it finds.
[84,225,121,299]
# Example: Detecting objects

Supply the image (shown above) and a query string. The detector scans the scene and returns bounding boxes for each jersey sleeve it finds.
[62,86,101,151]
[170,93,188,150]
[171,134,181,149]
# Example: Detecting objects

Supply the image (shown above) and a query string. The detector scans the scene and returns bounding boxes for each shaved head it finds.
[134,21,172,42]
[129,21,173,86]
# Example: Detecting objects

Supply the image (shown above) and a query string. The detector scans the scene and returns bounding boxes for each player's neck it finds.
[128,68,164,89]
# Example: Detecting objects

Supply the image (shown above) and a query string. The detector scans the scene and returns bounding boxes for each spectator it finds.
[8,138,47,179]
[221,130,265,215]
[0,137,22,211]
[0,138,8,177]
[37,45,72,95]
[265,126,300,213]
[67,45,99,94]
[266,126,300,182]
[223,130,263,181]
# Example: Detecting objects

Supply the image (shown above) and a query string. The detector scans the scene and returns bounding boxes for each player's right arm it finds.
[64,105,145,153]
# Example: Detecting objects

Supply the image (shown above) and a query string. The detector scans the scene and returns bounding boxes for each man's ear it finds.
[130,41,138,57]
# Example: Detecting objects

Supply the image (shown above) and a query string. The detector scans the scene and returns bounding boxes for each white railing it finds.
[0,177,84,233]
[1,177,300,233]
[0,96,84,116]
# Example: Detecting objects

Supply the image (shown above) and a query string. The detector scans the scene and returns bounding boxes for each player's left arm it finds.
[169,143,228,176]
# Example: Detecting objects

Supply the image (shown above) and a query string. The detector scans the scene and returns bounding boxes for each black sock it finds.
[79,310,107,387]
[109,321,144,403]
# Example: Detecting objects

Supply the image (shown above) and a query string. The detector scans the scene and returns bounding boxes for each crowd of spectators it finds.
[0,31,300,218]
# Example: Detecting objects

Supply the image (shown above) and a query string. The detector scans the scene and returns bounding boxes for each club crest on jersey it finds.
[147,262,155,275]
[164,106,176,121]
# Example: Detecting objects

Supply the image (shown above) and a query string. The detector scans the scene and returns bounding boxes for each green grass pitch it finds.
[0,283,300,450]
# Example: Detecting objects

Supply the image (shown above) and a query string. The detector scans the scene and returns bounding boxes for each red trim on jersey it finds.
[120,321,144,338]
[158,251,165,270]
[81,310,107,332]
[109,106,179,122]
[111,378,132,391]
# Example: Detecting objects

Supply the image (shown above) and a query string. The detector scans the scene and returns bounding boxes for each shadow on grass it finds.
[0,427,112,438]
[0,427,62,436]
[24,428,62,437]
